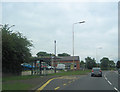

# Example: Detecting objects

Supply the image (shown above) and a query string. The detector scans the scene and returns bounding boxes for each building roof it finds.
[56,56,80,61]
[31,56,80,62]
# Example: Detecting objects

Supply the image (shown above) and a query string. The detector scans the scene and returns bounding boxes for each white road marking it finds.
[108,80,112,85]
[114,87,119,92]
[104,72,120,92]
[104,75,112,85]
[105,77,107,80]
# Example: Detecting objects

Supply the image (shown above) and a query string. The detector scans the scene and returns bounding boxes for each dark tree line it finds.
[2,24,32,75]
[58,53,70,56]
[85,57,97,69]
[80,57,116,70]
[35,52,71,65]
[36,52,71,57]
[100,57,115,70]
[116,61,120,68]
[36,51,117,70]
[36,52,55,57]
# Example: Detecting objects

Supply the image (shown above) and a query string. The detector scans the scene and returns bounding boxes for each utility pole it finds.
[54,40,56,73]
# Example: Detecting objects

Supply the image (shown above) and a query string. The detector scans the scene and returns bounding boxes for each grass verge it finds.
[2,82,35,90]
[48,69,91,76]
[3,70,91,82]
[2,75,42,82]
[2,70,91,90]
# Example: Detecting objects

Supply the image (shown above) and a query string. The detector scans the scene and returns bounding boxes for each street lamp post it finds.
[72,21,85,70]
[96,47,102,67]
[54,40,56,73]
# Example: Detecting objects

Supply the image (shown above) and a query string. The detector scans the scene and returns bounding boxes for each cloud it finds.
[2,2,118,62]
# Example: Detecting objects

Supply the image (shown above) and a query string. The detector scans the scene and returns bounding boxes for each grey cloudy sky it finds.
[2,1,118,62]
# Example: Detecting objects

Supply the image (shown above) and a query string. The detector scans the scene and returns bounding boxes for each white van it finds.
[56,64,65,70]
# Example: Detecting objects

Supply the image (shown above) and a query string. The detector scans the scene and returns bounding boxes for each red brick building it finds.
[53,56,80,70]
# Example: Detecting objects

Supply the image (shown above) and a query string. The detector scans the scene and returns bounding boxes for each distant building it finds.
[31,56,80,70]
[53,56,80,70]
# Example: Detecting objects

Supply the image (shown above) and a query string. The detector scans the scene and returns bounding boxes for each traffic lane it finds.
[42,75,83,90]
[43,79,71,90]
[61,72,114,90]
[40,71,116,90]
[119,73,120,90]
[104,71,118,89]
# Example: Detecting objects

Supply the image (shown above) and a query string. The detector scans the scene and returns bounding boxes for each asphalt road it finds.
[40,71,119,91]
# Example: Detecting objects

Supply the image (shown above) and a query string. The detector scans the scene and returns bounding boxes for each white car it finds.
[91,67,102,77]
[56,64,65,70]
[47,66,54,70]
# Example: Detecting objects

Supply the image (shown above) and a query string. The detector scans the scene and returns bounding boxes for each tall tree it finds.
[109,60,115,68]
[100,57,109,69]
[80,60,85,65]
[2,24,32,75]
[36,51,54,57]
[58,53,70,57]
[116,61,120,68]
[80,60,85,69]
[85,57,97,69]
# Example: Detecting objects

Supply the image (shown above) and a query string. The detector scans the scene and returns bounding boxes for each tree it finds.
[116,61,120,68]
[2,24,32,75]
[100,57,109,70]
[80,60,85,69]
[80,60,85,65]
[109,60,115,68]
[36,51,54,57]
[85,57,97,69]
[58,53,70,57]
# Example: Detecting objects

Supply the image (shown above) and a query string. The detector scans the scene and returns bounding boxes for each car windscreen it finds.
[93,68,100,71]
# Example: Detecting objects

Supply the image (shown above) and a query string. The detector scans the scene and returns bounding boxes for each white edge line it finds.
[114,87,119,92]
[105,72,120,92]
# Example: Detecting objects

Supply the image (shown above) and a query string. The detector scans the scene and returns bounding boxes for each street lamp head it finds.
[79,21,85,24]
[74,21,85,24]
[54,40,56,43]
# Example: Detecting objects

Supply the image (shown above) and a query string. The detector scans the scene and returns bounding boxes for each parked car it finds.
[56,64,65,70]
[47,66,54,70]
[91,67,102,77]
[21,63,34,70]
